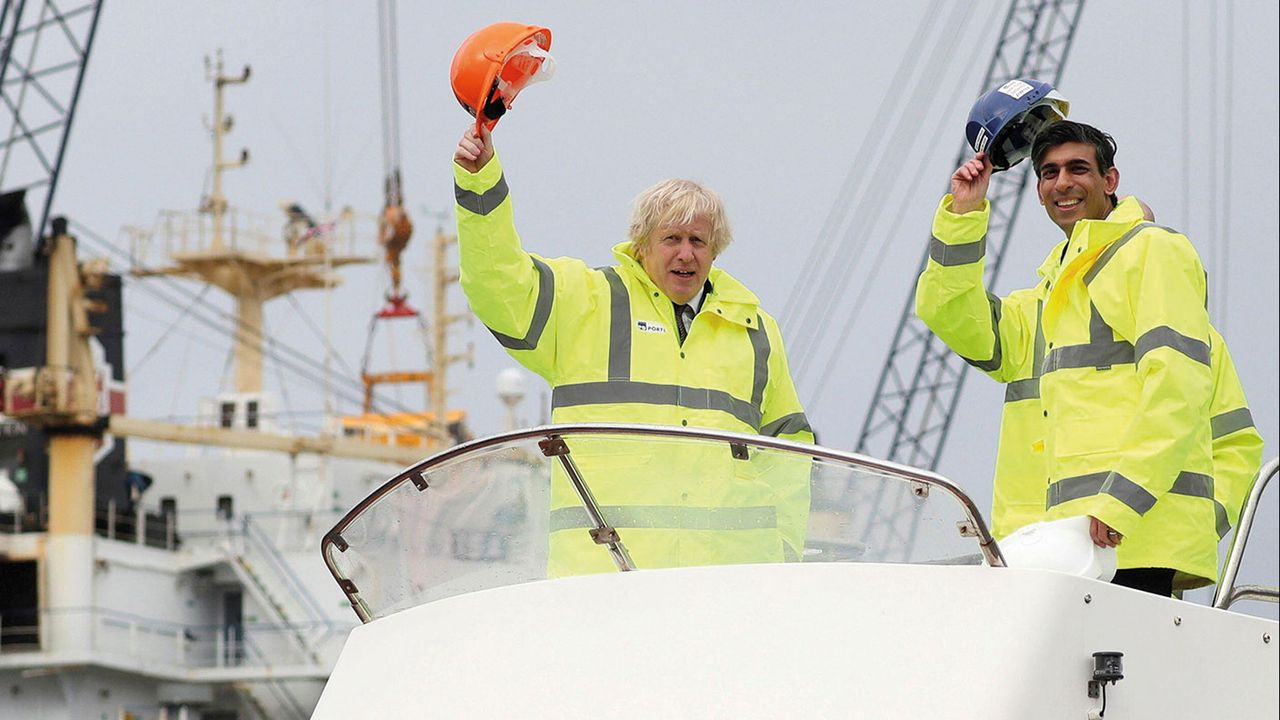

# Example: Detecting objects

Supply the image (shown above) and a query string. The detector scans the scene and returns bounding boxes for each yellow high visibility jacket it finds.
[917,195,1257,587]
[455,154,814,576]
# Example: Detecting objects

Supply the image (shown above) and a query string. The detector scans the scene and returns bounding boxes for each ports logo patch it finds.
[635,320,667,334]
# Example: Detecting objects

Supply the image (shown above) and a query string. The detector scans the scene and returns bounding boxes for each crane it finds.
[854,0,1085,555]
[0,0,104,246]
[376,0,413,314]
[355,0,472,447]
[360,0,427,410]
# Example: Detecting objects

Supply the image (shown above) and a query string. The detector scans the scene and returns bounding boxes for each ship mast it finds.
[430,225,472,437]
[134,50,367,397]
[207,50,248,252]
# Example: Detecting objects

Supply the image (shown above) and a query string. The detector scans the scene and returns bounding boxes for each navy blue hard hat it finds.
[965,79,1070,171]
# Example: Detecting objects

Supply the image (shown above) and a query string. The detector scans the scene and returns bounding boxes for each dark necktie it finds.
[675,303,694,345]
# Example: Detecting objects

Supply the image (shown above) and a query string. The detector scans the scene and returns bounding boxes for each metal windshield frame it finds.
[321,423,1006,623]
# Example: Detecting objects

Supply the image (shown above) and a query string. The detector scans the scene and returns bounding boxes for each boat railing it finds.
[1214,456,1280,610]
[323,423,1003,623]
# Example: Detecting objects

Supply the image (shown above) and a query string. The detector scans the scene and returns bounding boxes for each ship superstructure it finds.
[0,45,471,719]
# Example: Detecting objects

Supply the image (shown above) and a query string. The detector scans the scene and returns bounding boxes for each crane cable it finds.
[781,0,943,337]
[804,2,994,412]
[790,0,958,380]
[790,0,973,385]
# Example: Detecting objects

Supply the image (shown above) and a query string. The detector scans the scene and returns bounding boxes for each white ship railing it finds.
[123,207,368,269]
[4,606,332,668]
[0,605,336,673]
[1215,456,1280,610]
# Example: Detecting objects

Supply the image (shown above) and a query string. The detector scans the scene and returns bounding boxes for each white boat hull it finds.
[315,562,1278,718]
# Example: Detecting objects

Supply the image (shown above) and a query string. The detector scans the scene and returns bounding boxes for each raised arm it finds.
[453,126,558,377]
[915,153,1035,384]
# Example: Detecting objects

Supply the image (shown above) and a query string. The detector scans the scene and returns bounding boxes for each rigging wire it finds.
[804,2,990,413]
[793,0,971,386]
[269,112,326,206]
[377,0,403,188]
[793,1,964,382]
[73,220,363,398]
[68,219,447,436]
[127,283,213,378]
[218,330,236,395]
[782,0,943,338]
[1180,0,1190,233]
[285,291,358,378]
[265,313,298,434]
[1219,0,1233,331]
[169,322,195,423]
[1207,1,1219,327]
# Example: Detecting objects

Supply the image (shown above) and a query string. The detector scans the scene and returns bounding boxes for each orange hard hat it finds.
[450,22,554,133]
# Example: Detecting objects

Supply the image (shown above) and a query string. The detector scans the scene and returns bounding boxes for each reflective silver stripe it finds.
[929,236,986,266]
[1211,407,1255,439]
[747,316,770,408]
[1043,340,1135,373]
[761,412,811,437]
[550,505,778,531]
[1006,301,1045,403]
[1032,299,1045,376]
[961,292,1003,372]
[1135,326,1211,367]
[552,381,761,430]
[1088,303,1112,344]
[1214,503,1231,539]
[1046,471,1157,515]
[600,268,632,379]
[1169,470,1213,498]
[1004,378,1040,402]
[1083,222,1166,285]
[454,173,510,216]
[1039,304,1135,373]
[1168,471,1232,539]
[488,257,554,351]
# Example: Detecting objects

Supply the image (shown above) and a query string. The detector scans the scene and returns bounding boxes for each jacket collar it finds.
[613,242,761,326]
[1035,196,1145,281]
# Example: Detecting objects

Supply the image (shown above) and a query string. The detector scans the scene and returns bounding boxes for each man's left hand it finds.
[1089,516,1122,548]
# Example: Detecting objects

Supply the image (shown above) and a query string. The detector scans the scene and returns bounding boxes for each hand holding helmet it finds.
[454,125,494,174]
[950,152,993,214]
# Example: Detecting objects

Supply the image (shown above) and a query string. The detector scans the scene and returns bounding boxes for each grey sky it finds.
[49,2,1277,615]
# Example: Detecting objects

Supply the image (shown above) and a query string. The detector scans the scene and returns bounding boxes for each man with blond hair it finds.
[453,126,813,575]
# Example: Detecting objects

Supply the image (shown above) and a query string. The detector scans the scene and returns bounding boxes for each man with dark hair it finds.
[916,120,1262,597]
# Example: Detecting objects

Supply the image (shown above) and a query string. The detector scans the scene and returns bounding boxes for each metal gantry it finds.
[0,0,104,241]
[854,0,1085,556]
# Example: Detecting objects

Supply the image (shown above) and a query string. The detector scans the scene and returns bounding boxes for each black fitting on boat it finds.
[1091,651,1124,683]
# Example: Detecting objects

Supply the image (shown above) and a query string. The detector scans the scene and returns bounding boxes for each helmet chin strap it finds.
[483,83,508,122]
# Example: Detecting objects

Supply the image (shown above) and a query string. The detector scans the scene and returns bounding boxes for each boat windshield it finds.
[322,424,1002,622]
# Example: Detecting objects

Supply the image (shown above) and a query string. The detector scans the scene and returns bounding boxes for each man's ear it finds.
[1104,166,1120,195]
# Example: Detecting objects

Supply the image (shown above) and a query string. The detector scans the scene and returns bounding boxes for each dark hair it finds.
[1031,120,1119,205]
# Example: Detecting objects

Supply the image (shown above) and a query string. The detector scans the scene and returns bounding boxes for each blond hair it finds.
[627,179,732,257]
